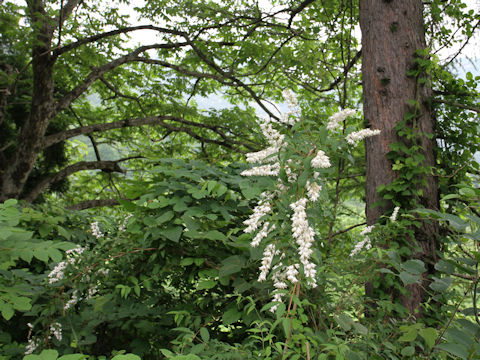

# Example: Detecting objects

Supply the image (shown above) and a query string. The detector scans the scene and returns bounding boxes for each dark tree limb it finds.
[54,43,189,115]
[66,198,123,210]
[53,25,188,57]
[43,115,259,151]
[23,160,126,203]
[433,98,480,114]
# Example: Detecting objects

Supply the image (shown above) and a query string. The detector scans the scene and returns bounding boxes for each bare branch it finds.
[42,115,259,151]
[53,25,187,57]
[54,43,188,115]
[288,0,317,28]
[67,198,123,210]
[433,98,480,114]
[23,160,126,203]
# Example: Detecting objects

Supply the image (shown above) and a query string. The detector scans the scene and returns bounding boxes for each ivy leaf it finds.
[399,271,421,285]
[401,259,426,274]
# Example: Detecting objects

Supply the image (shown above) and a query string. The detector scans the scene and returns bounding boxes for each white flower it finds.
[290,198,317,286]
[49,322,62,341]
[241,162,280,177]
[390,206,400,222]
[119,214,133,231]
[64,290,80,311]
[285,264,299,283]
[345,129,381,145]
[311,150,331,169]
[282,89,298,108]
[360,225,374,236]
[24,337,40,354]
[48,261,68,284]
[306,181,322,202]
[90,221,103,239]
[258,244,277,282]
[246,146,279,164]
[250,222,275,247]
[243,201,272,233]
[350,236,372,257]
[327,109,356,131]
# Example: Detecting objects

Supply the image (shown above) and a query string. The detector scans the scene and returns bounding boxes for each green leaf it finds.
[334,314,353,331]
[352,322,368,336]
[399,327,418,342]
[401,346,415,356]
[399,271,421,285]
[419,327,437,348]
[434,260,454,274]
[111,355,141,360]
[401,259,426,274]
[436,343,469,359]
[219,255,245,277]
[429,277,453,292]
[12,296,31,311]
[281,317,291,338]
[200,327,210,343]
[204,230,227,241]
[196,279,217,290]
[37,350,59,360]
[156,211,174,225]
[1,304,14,320]
[163,226,183,242]
[58,355,88,360]
[222,307,241,325]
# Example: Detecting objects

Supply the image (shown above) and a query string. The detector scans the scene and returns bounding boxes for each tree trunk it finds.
[0,0,55,202]
[359,0,439,316]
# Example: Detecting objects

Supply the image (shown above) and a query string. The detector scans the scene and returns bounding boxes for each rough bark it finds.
[0,0,55,201]
[359,0,439,316]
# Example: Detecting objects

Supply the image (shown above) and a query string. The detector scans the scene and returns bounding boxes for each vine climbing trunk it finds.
[359,0,440,316]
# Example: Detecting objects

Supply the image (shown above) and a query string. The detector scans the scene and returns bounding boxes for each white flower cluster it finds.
[282,89,298,109]
[311,150,331,169]
[306,181,322,202]
[350,225,374,257]
[243,197,272,234]
[268,262,300,312]
[119,214,133,232]
[290,198,317,287]
[90,221,103,239]
[48,246,85,284]
[250,222,275,247]
[258,244,278,282]
[241,163,280,177]
[49,322,62,341]
[243,118,286,174]
[327,109,356,131]
[390,206,400,222]
[24,336,40,355]
[64,290,80,311]
[345,129,381,145]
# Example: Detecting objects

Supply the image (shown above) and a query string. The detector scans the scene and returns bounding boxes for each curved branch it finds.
[43,115,259,151]
[67,198,122,210]
[23,160,126,203]
[433,98,480,114]
[54,43,188,115]
[53,25,187,57]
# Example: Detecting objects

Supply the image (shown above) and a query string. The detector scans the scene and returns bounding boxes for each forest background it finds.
[1,0,480,359]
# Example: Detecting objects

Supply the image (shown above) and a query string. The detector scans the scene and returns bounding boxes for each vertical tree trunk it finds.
[359,0,439,316]
[0,0,55,201]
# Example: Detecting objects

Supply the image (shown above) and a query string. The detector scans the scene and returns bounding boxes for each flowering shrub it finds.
[241,90,380,312]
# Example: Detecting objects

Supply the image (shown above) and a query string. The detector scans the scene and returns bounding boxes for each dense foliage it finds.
[1,0,480,359]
